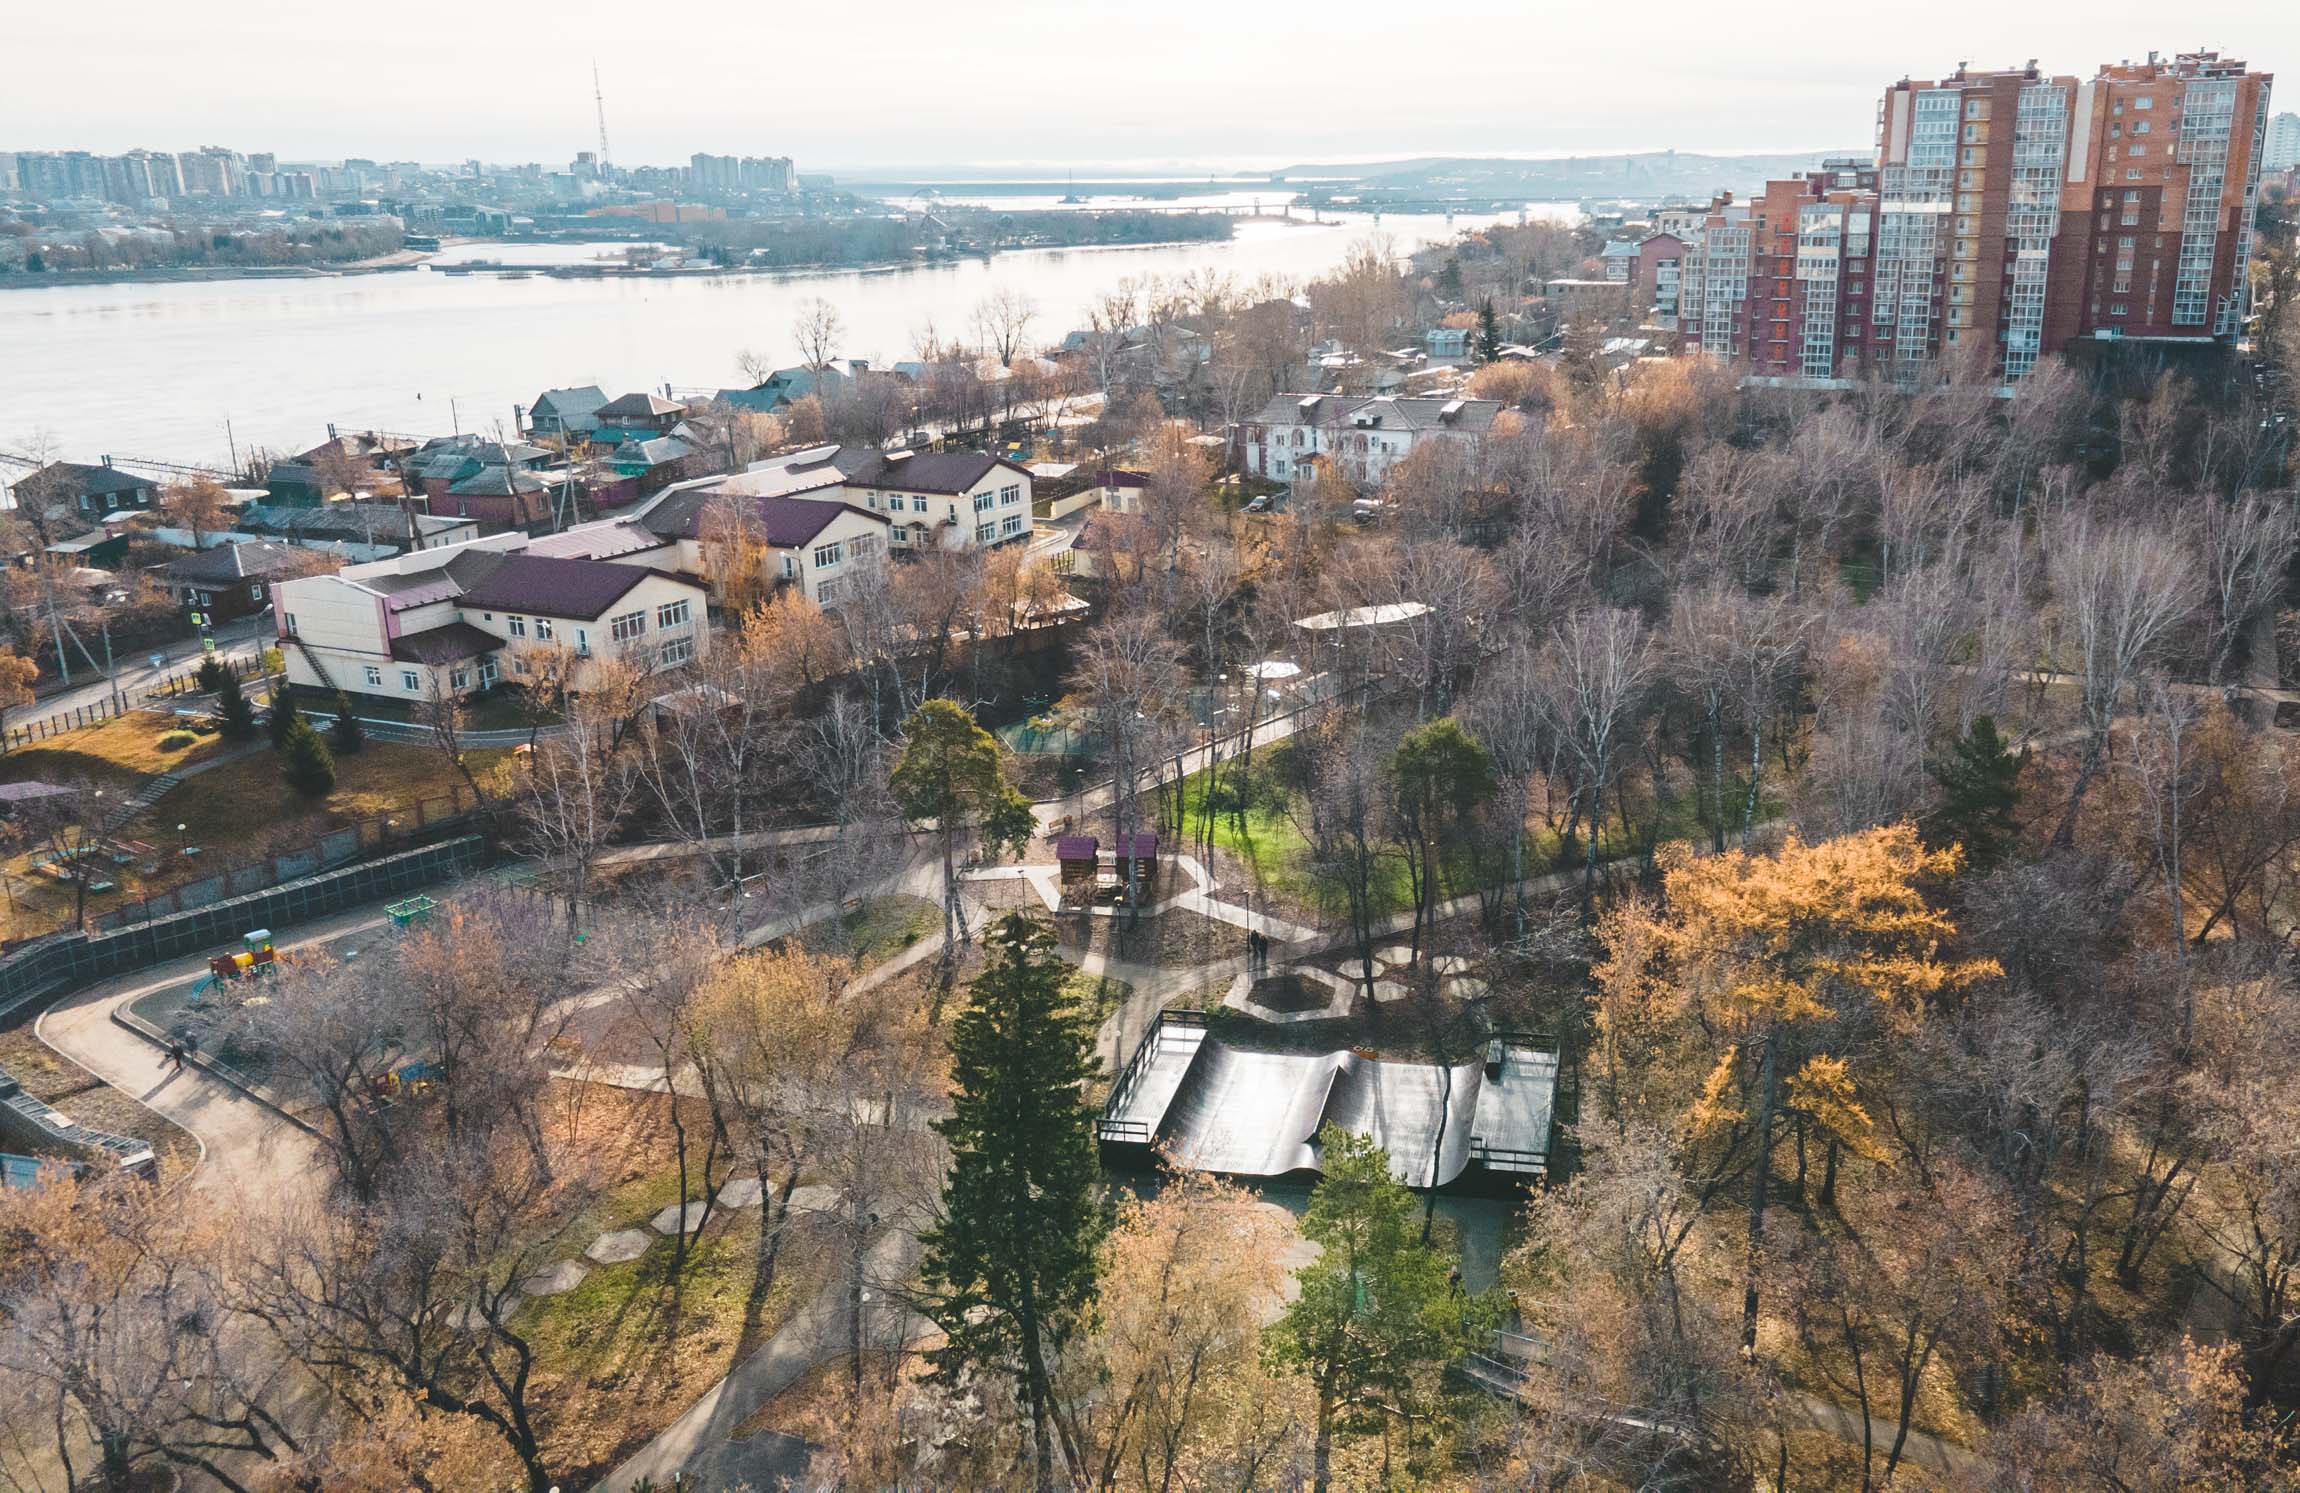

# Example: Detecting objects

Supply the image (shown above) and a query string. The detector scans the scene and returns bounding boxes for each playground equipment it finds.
[368,1060,441,1107]
[190,929,279,1003]
[387,895,437,929]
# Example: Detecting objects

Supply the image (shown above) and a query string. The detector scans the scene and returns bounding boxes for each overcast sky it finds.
[6,0,2291,173]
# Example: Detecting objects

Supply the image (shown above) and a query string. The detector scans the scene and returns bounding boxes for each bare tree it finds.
[1541,608,1655,915]
[973,286,1037,369]
[791,296,844,372]
[2045,513,2199,847]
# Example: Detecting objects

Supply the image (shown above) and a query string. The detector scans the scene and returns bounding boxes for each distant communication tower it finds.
[592,62,613,171]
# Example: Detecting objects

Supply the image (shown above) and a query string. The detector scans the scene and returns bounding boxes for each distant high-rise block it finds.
[1676,51,2274,384]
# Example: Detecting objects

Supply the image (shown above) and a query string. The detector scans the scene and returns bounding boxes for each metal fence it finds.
[5,654,261,751]
[0,836,485,1021]
[88,790,484,931]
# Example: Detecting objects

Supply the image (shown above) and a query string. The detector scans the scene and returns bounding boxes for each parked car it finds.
[1243,495,1269,514]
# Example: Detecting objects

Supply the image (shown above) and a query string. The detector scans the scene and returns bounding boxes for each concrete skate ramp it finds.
[1150,1038,1495,1187]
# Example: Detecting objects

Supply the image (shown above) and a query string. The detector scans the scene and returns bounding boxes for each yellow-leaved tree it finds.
[1592,823,1997,1352]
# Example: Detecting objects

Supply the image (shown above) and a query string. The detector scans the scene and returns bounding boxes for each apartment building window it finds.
[656,599,691,629]
[574,629,589,658]
[507,616,527,638]
[402,670,420,691]
[534,618,553,641]
[812,542,842,568]
[973,492,995,513]
[911,496,927,513]
[450,667,470,691]
[1001,515,1025,537]
[364,665,382,687]
[284,614,298,636]
[975,521,996,543]
[478,659,499,687]
[2111,304,2129,317]
[999,483,1021,506]
[610,610,645,643]
[2129,144,2146,158]
[658,636,695,667]
[2134,96,2153,110]
[2132,120,2151,134]
[781,554,798,579]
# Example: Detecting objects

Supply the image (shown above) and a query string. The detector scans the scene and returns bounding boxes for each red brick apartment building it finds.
[1666,52,2274,384]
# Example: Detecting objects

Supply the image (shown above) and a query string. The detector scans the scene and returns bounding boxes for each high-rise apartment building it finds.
[2263,111,2300,173]
[1674,51,2274,384]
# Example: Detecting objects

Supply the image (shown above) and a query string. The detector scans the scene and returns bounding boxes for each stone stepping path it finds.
[523,1259,589,1297]
[651,1201,709,1235]
[785,1184,840,1214]
[1374,945,1415,968]
[1433,954,1474,976]
[716,1177,765,1208]
[587,1228,654,1264]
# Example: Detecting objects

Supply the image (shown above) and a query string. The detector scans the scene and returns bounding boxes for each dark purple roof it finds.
[847,449,1029,495]
[162,541,320,585]
[391,621,502,665]
[456,554,697,621]
[641,488,885,548]
[1117,833,1158,857]
[1055,835,1100,862]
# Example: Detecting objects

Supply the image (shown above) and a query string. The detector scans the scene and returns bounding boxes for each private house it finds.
[630,482,890,606]
[840,449,1035,550]
[649,444,1035,555]
[1241,393,1502,490]
[263,431,418,504]
[7,460,161,523]
[525,386,610,443]
[1092,468,1149,514]
[401,436,560,532]
[590,392,686,448]
[163,540,333,624]
[235,502,478,554]
[1425,326,1472,363]
[712,362,856,415]
[273,535,709,703]
[603,435,705,498]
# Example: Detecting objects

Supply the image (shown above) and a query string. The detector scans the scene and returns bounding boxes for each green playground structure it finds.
[387,895,437,929]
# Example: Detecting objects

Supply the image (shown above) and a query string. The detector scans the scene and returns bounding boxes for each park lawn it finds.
[0,710,234,788]
[518,1090,822,1486]
[835,895,941,973]
[131,740,516,853]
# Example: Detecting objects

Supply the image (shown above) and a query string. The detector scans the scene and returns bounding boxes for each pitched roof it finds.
[239,503,468,544]
[525,521,671,562]
[530,385,608,420]
[161,541,321,584]
[456,554,697,620]
[390,621,502,665]
[845,449,1026,495]
[364,547,510,612]
[639,486,885,548]
[447,466,549,497]
[612,435,696,469]
[1246,392,1503,435]
[596,392,684,419]
[19,462,156,498]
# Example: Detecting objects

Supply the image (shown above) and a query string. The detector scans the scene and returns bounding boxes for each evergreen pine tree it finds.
[194,657,229,695]
[214,669,256,742]
[1929,715,2027,870]
[327,690,364,755]
[1268,1126,1494,1493]
[1475,297,1503,364]
[920,913,1107,1489]
[279,719,336,798]
[266,682,303,750]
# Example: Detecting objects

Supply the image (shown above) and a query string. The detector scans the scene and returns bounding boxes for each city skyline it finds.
[4,0,2291,169]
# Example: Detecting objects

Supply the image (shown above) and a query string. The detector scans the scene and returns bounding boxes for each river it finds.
[0,208,1571,469]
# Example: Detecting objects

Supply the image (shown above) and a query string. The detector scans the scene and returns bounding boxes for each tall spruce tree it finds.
[279,719,336,797]
[266,681,303,750]
[213,668,256,742]
[920,913,1107,1491]
[327,689,364,755]
[1475,297,1503,364]
[1929,715,2026,870]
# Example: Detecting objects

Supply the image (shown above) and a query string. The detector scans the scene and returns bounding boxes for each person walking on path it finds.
[167,1039,186,1073]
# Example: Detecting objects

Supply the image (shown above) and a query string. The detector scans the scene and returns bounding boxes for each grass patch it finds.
[1062,969,1133,1024]
[0,709,232,786]
[132,739,515,854]
[831,895,941,973]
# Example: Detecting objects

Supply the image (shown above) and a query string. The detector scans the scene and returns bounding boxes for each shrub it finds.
[156,730,198,752]
[194,657,229,694]
[279,719,336,797]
